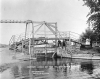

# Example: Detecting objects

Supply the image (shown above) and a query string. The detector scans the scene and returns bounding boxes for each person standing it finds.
[58,40,61,47]
[62,40,66,49]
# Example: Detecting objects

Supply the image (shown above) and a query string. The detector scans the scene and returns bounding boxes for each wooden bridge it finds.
[0,20,81,58]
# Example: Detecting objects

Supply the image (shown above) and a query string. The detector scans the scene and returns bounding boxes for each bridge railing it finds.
[9,30,81,54]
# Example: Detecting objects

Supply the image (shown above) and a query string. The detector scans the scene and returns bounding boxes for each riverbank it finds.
[0,47,19,66]
[80,47,100,55]
[0,46,100,66]
[0,47,32,73]
[91,47,100,53]
[0,46,100,64]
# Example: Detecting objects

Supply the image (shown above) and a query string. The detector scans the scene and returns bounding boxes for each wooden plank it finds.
[31,37,69,40]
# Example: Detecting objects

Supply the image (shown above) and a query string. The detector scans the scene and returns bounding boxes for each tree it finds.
[80,27,95,46]
[83,0,100,42]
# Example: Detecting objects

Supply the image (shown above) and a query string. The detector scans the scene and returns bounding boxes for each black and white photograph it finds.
[0,0,100,79]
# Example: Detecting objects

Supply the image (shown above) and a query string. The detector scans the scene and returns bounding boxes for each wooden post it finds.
[44,22,47,57]
[25,23,28,39]
[69,31,72,58]
[32,22,34,58]
[55,23,57,57]
[22,40,24,53]
[29,35,31,56]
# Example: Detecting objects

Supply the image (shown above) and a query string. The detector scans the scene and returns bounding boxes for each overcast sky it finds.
[0,0,89,44]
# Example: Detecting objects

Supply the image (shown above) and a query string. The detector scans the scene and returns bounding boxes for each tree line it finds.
[80,0,100,46]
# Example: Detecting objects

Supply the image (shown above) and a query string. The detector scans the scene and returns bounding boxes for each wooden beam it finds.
[34,24,43,34]
[31,37,68,40]
[45,23,56,35]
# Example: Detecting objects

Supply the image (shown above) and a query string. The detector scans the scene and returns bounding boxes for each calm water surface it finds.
[0,58,100,79]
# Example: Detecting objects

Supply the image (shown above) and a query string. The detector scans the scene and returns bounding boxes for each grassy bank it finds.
[0,44,8,48]
[91,47,100,53]
[80,46,100,55]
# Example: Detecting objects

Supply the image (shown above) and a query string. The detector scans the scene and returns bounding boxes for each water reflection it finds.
[80,61,94,74]
[11,58,72,79]
[8,58,100,79]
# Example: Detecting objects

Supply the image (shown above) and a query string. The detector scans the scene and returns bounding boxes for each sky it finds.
[0,0,89,44]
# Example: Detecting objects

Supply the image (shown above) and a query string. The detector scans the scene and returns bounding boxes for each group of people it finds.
[58,39,67,49]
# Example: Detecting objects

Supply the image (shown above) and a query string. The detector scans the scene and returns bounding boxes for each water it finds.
[0,58,100,79]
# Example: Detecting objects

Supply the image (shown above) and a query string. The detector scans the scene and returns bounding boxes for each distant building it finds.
[85,39,90,45]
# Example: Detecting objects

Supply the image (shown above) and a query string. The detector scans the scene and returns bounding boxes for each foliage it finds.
[82,0,100,42]
[80,27,95,42]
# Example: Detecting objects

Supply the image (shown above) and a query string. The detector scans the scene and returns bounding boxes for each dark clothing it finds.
[62,40,66,49]
[58,40,61,47]
[90,40,92,47]
[63,41,66,46]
